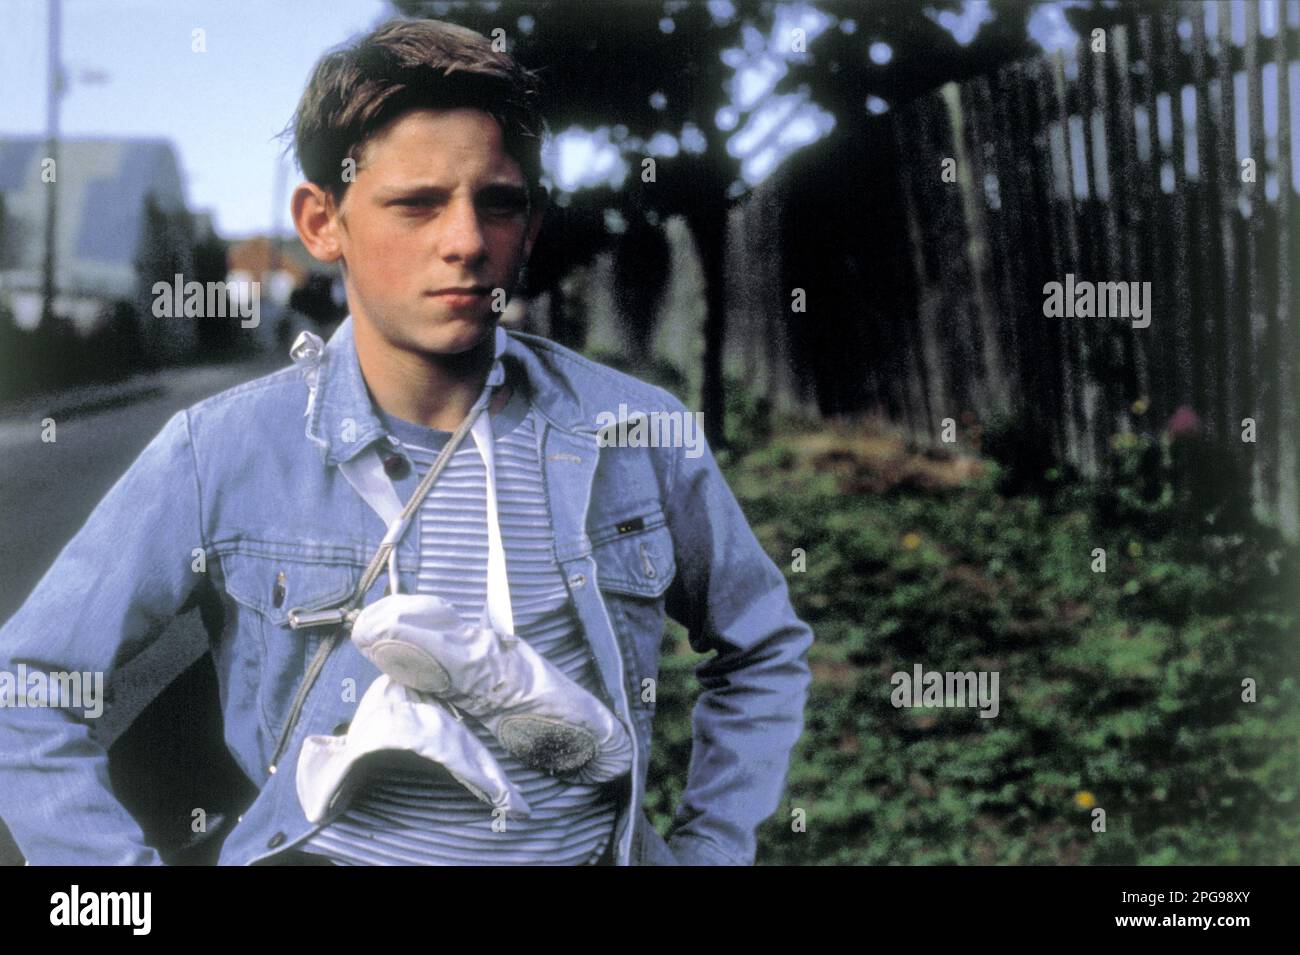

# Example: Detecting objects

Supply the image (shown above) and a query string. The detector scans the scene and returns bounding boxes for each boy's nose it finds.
[439,197,489,264]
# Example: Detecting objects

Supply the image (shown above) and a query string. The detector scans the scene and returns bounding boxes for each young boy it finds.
[0,17,812,866]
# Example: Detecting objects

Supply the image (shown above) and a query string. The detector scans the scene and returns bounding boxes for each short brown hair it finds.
[287,18,547,205]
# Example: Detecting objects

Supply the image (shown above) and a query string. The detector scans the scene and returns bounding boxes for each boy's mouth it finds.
[428,285,488,294]
[426,286,489,307]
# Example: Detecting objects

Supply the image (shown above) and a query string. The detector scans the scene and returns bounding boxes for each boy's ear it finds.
[291,181,344,264]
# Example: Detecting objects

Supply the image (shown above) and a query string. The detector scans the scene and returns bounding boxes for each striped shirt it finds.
[296,379,620,865]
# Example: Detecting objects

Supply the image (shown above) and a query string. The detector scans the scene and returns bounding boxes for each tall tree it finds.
[389,0,1134,443]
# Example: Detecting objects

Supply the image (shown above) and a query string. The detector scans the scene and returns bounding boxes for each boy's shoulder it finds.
[501,328,689,420]
[176,326,690,442]
[182,362,305,432]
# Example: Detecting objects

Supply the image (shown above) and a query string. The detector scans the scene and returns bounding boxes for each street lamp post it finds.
[39,0,108,334]
[40,0,62,333]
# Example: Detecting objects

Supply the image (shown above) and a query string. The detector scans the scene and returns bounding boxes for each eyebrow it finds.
[374,182,529,203]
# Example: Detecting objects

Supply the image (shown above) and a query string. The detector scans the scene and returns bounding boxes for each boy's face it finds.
[315,106,544,358]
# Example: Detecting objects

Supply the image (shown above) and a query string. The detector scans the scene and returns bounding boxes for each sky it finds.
[0,0,393,238]
[1,0,1292,239]
[0,0,846,235]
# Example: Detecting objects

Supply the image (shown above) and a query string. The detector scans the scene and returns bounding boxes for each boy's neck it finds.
[353,319,504,431]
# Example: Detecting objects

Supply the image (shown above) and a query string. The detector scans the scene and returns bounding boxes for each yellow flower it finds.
[1131,397,1150,415]
[1074,790,1096,809]
[902,532,922,551]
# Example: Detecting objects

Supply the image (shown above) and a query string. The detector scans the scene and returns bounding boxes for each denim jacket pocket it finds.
[217,546,358,745]
[591,510,675,715]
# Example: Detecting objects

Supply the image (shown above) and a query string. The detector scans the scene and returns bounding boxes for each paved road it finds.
[0,352,293,864]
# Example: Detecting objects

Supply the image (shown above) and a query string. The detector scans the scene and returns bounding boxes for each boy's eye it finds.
[390,196,524,216]
[387,191,525,220]
[480,198,527,216]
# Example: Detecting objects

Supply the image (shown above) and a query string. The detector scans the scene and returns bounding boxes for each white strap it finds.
[338,451,407,596]
[476,324,513,634]
[340,324,514,632]
[469,409,514,636]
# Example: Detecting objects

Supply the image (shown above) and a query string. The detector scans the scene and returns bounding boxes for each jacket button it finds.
[332,721,350,735]
[568,573,586,589]
[272,570,287,608]
[382,452,410,479]
[267,832,286,849]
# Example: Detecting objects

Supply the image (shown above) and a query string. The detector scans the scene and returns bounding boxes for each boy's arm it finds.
[658,397,813,866]
[0,410,206,865]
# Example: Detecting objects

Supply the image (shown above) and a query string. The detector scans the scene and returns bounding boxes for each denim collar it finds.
[298,315,592,465]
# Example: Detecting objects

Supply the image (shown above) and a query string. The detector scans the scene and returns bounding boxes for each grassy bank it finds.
[643,407,1300,865]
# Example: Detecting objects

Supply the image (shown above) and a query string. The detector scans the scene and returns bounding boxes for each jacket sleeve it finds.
[658,394,813,866]
[0,409,207,865]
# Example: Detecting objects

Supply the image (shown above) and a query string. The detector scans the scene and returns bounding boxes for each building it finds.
[0,136,204,364]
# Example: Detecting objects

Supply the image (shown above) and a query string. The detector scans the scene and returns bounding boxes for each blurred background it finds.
[0,0,1296,865]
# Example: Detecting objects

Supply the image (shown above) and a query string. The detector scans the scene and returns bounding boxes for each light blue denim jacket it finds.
[0,317,812,866]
